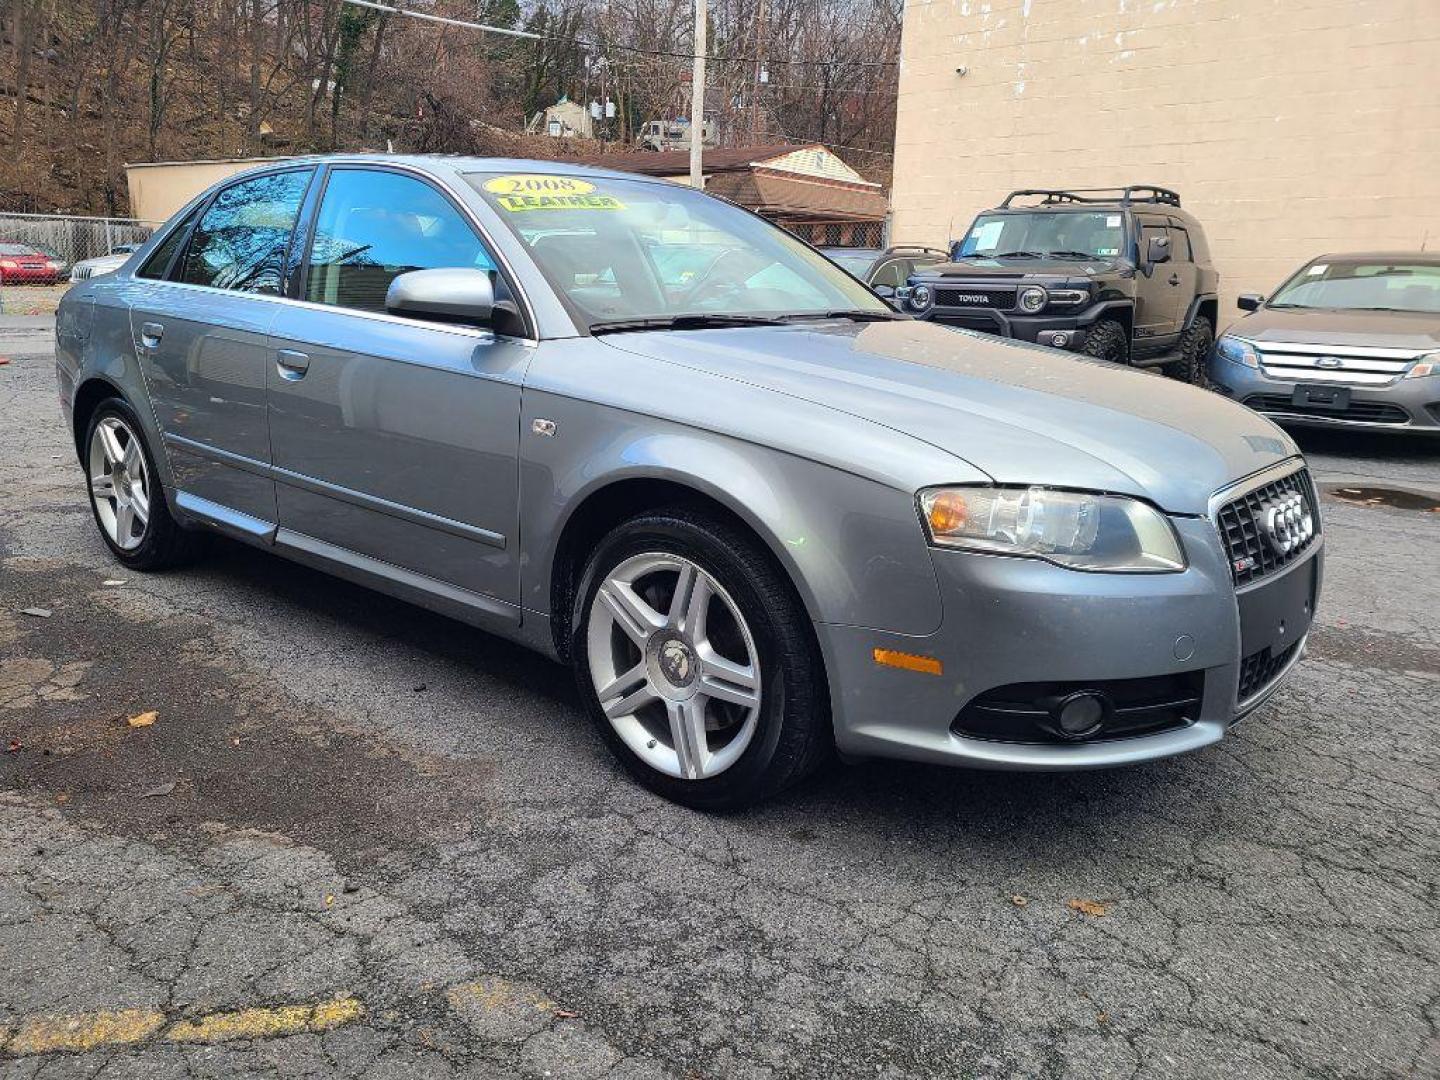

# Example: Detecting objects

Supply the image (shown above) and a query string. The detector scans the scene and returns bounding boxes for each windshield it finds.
[1269,260,1440,313]
[956,211,1127,261]
[467,172,885,325]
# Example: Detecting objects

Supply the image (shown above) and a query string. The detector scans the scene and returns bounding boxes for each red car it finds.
[0,243,65,284]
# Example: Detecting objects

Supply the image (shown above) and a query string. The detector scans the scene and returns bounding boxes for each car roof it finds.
[1306,251,1440,265]
[224,152,691,187]
[981,202,1207,229]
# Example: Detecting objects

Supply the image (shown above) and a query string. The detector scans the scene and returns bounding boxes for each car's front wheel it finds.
[1081,319,1129,364]
[84,398,206,570]
[571,508,830,811]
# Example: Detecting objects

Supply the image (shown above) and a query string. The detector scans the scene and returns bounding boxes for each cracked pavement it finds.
[2,319,1438,1078]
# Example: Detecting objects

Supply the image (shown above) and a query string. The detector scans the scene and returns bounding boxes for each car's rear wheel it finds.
[571,507,829,811]
[84,398,206,570]
[1174,315,1215,386]
[1081,319,1129,363]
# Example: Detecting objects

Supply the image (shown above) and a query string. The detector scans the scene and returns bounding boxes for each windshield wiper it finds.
[986,250,1047,259]
[778,309,901,323]
[1043,250,1099,260]
[589,314,787,335]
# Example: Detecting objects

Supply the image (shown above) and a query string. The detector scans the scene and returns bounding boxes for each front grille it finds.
[952,671,1203,745]
[1256,345,1414,386]
[1244,394,1409,425]
[72,265,91,280]
[935,287,1017,309]
[1238,640,1300,704]
[1215,467,1320,587]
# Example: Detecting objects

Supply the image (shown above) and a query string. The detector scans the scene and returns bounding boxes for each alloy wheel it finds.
[88,416,151,551]
[586,552,762,780]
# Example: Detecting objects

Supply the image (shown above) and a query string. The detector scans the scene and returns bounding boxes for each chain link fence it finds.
[782,219,886,249]
[0,212,157,277]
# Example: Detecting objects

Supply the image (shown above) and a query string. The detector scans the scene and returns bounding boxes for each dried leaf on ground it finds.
[102,579,127,586]
[19,607,52,618]
[6,739,20,753]
[127,711,158,728]
[140,781,176,798]
[1066,898,1111,917]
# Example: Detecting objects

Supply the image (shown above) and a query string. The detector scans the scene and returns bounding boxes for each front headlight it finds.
[1404,351,1439,378]
[1215,334,1259,368]
[908,284,932,311]
[918,485,1186,572]
[1018,286,1047,313]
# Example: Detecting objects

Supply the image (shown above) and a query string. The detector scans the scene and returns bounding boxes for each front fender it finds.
[517,390,948,638]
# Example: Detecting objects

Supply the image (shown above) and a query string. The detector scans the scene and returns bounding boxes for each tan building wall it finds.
[126,158,287,224]
[891,0,1440,326]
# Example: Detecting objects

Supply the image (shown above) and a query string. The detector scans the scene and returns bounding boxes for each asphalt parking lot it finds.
[2,317,1438,1079]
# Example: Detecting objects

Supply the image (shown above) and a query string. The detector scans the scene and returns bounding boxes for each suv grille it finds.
[935,287,1016,309]
[1215,467,1320,587]
[1238,640,1300,704]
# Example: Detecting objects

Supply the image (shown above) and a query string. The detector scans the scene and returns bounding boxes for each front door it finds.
[266,166,529,606]
[127,167,315,529]
[1132,218,1180,346]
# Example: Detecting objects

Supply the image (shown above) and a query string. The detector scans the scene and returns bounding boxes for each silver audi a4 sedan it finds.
[55,155,1323,810]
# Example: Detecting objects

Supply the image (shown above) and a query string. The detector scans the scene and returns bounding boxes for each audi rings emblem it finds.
[1260,493,1314,556]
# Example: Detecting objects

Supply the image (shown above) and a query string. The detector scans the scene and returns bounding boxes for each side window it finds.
[304,169,499,315]
[1140,222,1169,260]
[870,259,907,288]
[1168,226,1193,262]
[177,170,312,293]
[137,205,200,280]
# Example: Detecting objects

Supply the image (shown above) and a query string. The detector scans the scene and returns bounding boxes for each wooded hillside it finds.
[1,0,900,218]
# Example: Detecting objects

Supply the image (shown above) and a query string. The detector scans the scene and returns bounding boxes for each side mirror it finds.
[386,268,495,326]
[1237,293,1265,312]
[1146,234,1172,266]
[872,283,897,299]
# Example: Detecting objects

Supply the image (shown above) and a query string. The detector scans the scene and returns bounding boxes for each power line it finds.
[343,0,898,68]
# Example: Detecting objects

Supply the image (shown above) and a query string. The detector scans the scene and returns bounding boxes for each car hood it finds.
[76,255,128,273]
[602,319,1298,516]
[925,256,1119,279]
[1231,307,1440,352]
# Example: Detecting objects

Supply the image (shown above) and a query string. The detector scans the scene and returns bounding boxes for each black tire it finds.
[1174,315,1215,386]
[570,506,830,811]
[83,398,207,571]
[1081,319,1129,364]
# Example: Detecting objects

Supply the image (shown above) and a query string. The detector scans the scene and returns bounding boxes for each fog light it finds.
[1052,691,1108,738]
[1048,331,1072,348]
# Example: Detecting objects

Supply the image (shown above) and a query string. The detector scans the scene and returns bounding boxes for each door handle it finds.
[1167,273,1181,286]
[138,322,163,350]
[275,348,310,380]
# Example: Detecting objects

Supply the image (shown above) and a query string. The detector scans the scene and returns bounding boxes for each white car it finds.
[69,243,141,282]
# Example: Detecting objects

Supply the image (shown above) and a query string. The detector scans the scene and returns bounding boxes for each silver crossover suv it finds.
[56,156,1323,809]
[1208,253,1440,433]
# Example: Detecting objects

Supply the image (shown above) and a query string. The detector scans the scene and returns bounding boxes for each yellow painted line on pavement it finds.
[445,976,557,1014]
[166,996,362,1044]
[6,1008,167,1056]
[2,996,362,1058]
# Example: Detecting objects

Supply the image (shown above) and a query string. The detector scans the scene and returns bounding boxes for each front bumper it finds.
[1208,355,1440,433]
[817,515,1323,770]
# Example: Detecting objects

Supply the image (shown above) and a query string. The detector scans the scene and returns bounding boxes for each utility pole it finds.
[750,0,765,141]
[689,0,706,188]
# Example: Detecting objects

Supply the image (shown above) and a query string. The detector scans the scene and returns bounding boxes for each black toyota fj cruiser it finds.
[902,186,1219,382]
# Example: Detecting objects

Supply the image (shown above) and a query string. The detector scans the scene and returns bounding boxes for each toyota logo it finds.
[1260,493,1314,555]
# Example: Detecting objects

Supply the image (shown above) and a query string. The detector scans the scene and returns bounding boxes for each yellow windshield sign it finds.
[483,174,596,196]
[483,175,623,211]
[496,192,625,212]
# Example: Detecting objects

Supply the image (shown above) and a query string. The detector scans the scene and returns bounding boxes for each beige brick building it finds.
[890,0,1440,324]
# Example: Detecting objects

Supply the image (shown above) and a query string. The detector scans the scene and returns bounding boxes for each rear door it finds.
[127,167,314,530]
[265,165,531,606]
[1166,222,1199,327]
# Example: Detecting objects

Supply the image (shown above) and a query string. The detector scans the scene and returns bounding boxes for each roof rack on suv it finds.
[883,244,949,257]
[999,186,1182,209]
